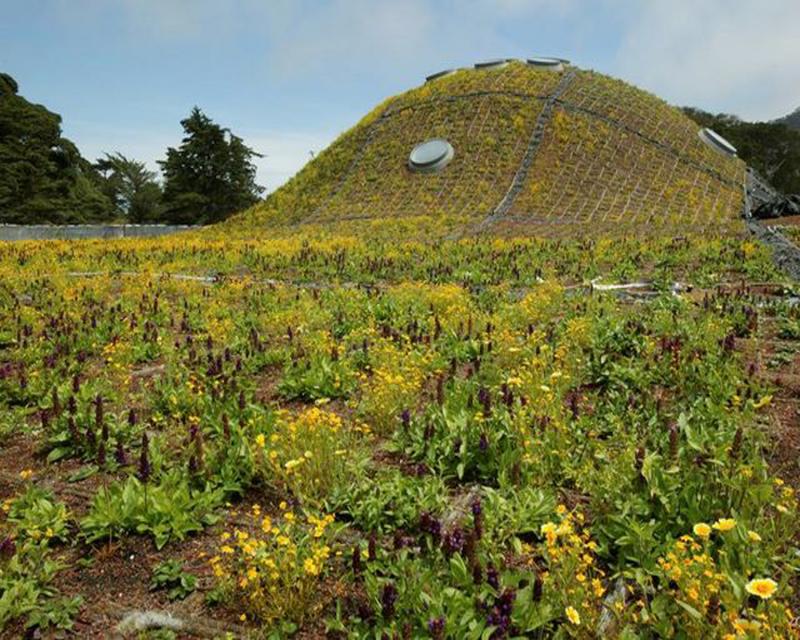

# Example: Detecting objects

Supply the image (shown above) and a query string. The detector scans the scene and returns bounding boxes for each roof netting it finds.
[235,60,747,236]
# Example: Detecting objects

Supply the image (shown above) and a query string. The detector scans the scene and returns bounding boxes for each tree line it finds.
[0,73,263,225]
[683,107,800,195]
[4,69,799,226]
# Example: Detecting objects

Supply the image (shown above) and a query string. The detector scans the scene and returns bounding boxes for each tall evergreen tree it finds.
[0,72,112,223]
[158,107,264,224]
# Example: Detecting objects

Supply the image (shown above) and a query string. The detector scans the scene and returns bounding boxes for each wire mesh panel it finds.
[507,107,744,231]
[388,62,563,114]
[559,70,745,183]
[485,215,746,239]
[312,94,546,223]
[250,60,750,238]
[256,118,377,226]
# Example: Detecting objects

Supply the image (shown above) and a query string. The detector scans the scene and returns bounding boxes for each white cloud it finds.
[261,0,439,77]
[614,0,800,120]
[261,0,581,79]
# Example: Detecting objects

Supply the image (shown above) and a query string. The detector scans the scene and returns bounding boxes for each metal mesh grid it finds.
[288,61,747,234]
[559,70,744,183]
[311,94,546,222]
[506,107,744,229]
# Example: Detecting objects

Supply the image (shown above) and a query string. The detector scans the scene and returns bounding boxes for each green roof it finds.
[230,60,746,236]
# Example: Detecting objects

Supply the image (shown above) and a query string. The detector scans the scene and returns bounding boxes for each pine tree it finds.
[158,107,264,224]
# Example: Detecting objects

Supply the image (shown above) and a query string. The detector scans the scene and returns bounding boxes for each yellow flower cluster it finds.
[358,340,429,433]
[538,509,605,629]
[210,506,335,625]
[693,516,747,541]
[255,407,349,503]
[657,535,726,607]
[653,533,796,638]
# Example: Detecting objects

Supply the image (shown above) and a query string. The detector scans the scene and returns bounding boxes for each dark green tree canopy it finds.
[0,72,111,223]
[158,107,264,224]
[776,107,800,132]
[94,153,163,223]
[684,107,800,194]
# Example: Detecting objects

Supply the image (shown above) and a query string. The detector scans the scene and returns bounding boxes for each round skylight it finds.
[408,139,454,173]
[527,57,564,72]
[698,128,737,156]
[474,59,509,70]
[426,68,457,82]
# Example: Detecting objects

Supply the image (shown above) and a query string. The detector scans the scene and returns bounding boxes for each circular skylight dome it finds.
[408,139,454,173]
[699,128,737,156]
[527,57,564,71]
[426,68,457,82]
[474,59,509,70]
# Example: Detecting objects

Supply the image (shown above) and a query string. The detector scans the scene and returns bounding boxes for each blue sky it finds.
[3,0,799,192]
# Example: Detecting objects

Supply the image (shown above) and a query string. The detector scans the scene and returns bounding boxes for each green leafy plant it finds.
[277,354,356,401]
[328,467,450,533]
[7,486,70,544]
[0,539,83,632]
[81,471,223,549]
[150,560,197,601]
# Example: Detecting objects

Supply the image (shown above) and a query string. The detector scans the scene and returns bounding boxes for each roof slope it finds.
[230,60,746,236]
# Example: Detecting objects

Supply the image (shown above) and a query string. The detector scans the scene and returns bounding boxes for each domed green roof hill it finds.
[233,59,747,236]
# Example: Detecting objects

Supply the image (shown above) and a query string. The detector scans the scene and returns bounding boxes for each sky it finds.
[3,0,800,192]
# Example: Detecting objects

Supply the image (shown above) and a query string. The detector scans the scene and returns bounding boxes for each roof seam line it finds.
[383,90,550,118]
[467,69,578,237]
[555,100,742,190]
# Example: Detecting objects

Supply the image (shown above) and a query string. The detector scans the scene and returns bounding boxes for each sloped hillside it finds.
[228,60,746,236]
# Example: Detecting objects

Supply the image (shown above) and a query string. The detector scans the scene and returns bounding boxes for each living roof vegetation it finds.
[1,225,799,637]
[2,59,800,639]
[230,60,746,236]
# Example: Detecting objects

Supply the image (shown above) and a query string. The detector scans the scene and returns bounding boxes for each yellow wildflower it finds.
[752,395,772,409]
[712,518,736,532]
[565,606,581,625]
[693,523,711,538]
[745,578,777,599]
[303,558,319,575]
